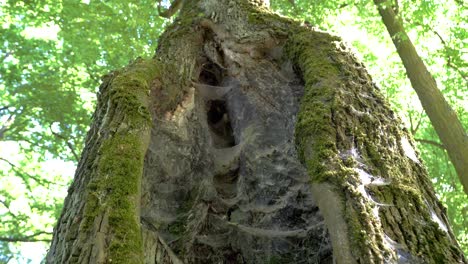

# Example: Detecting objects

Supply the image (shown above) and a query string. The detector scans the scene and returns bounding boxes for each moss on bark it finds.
[284,22,465,263]
[83,58,159,263]
[47,58,160,263]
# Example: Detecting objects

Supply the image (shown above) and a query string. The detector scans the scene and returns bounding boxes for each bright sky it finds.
[0,141,75,263]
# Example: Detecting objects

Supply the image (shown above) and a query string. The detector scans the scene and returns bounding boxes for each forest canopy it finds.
[0,0,466,262]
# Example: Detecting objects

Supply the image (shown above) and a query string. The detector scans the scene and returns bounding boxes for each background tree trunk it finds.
[373,0,468,195]
[47,0,466,263]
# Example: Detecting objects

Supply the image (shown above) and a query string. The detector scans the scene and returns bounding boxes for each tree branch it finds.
[0,199,18,218]
[2,51,13,63]
[20,138,55,155]
[0,231,52,243]
[0,106,12,112]
[0,157,63,187]
[408,109,424,135]
[412,110,424,135]
[0,106,26,141]
[49,124,79,162]
[85,64,101,85]
[453,0,467,8]
[415,138,445,150]
[412,22,468,82]
[0,110,16,140]
[408,110,415,134]
[157,0,184,18]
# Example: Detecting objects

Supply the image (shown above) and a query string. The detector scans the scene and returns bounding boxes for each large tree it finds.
[46,0,465,263]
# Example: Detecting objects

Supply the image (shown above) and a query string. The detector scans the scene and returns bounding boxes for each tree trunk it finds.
[373,0,468,195]
[47,0,466,263]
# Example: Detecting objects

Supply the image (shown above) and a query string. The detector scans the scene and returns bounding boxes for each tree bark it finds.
[373,0,468,195]
[46,60,158,263]
[47,0,466,263]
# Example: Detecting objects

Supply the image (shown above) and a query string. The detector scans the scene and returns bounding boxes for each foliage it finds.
[0,0,466,261]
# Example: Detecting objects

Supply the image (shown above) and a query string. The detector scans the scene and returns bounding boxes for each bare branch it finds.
[408,110,424,135]
[0,106,27,140]
[0,110,16,140]
[0,199,18,218]
[412,22,468,82]
[49,124,79,162]
[338,1,360,9]
[408,110,415,134]
[0,157,64,187]
[431,30,468,82]
[415,138,445,150]
[19,137,55,154]
[0,231,52,243]
[0,106,12,112]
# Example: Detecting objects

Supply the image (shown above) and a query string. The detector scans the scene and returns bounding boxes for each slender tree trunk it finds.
[373,0,468,195]
[47,0,466,263]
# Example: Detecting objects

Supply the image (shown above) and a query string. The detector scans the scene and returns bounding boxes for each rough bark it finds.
[374,0,468,195]
[47,0,466,263]
[46,60,158,263]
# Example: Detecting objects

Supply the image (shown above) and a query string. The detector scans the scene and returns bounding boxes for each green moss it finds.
[81,191,101,230]
[283,9,464,263]
[240,0,294,26]
[78,58,160,263]
[167,217,187,236]
[265,254,293,264]
[285,26,389,261]
[88,134,145,263]
[284,29,344,185]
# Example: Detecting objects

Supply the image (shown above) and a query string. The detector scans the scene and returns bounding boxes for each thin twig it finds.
[408,110,415,134]
[0,157,63,187]
[431,30,468,82]
[409,110,424,135]
[415,138,445,150]
[0,106,12,112]
[83,64,101,85]
[49,124,79,162]
[0,199,18,218]
[0,231,52,243]
[413,22,467,82]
